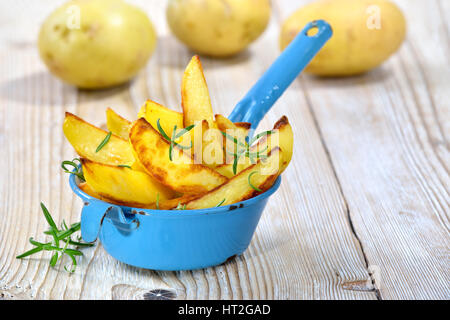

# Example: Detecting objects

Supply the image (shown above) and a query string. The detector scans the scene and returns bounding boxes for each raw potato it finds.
[185,148,283,209]
[81,159,175,207]
[38,0,156,88]
[129,118,228,194]
[280,0,406,76]
[63,112,134,166]
[167,0,271,57]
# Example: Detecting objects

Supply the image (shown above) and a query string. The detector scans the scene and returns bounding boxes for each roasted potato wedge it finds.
[80,180,160,209]
[146,194,200,210]
[81,158,175,207]
[138,100,184,139]
[81,180,198,210]
[256,116,293,173]
[63,112,134,166]
[181,56,216,128]
[106,108,131,140]
[185,148,282,209]
[215,114,250,164]
[215,116,293,178]
[202,127,225,168]
[78,182,127,206]
[130,118,228,194]
[215,114,250,138]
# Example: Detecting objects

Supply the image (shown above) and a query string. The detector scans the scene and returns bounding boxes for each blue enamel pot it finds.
[71,174,281,271]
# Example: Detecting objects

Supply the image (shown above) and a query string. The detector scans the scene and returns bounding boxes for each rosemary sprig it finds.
[96,131,112,152]
[169,125,177,162]
[16,203,93,273]
[156,119,195,161]
[220,131,247,149]
[248,130,274,146]
[61,158,84,181]
[117,164,132,169]
[216,198,226,207]
[222,130,274,175]
[248,171,262,192]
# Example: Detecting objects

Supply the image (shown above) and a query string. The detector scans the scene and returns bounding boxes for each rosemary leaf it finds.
[248,171,262,192]
[216,199,226,207]
[16,246,44,259]
[95,131,112,152]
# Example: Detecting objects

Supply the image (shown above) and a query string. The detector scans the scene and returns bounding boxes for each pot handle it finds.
[80,201,139,242]
[228,20,332,129]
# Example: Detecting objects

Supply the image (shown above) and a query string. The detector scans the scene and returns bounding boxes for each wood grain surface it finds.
[0,0,448,300]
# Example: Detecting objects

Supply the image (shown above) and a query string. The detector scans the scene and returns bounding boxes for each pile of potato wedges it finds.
[63,56,293,210]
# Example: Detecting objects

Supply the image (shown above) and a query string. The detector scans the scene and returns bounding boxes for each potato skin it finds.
[167,0,271,57]
[38,0,156,89]
[280,0,406,76]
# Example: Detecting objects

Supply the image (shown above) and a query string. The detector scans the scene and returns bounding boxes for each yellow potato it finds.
[63,112,134,166]
[129,118,228,194]
[280,0,406,76]
[167,0,271,57]
[81,158,175,207]
[38,0,156,88]
[106,108,131,140]
[186,148,283,209]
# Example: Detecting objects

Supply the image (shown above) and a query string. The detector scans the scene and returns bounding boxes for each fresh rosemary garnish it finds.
[16,203,93,273]
[216,198,226,207]
[156,118,195,161]
[248,130,274,146]
[61,158,84,181]
[95,131,112,152]
[117,164,132,169]
[222,130,274,175]
[248,171,262,192]
[220,131,247,149]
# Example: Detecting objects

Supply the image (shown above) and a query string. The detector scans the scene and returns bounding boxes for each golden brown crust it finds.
[273,115,289,130]
[234,122,252,130]
[130,118,228,194]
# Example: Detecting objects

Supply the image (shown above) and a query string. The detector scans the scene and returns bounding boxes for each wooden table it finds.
[0,0,448,300]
